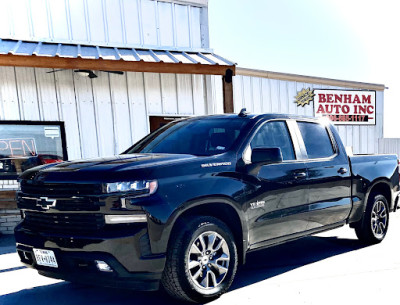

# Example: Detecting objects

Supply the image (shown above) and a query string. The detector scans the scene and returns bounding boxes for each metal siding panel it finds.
[174,4,190,48]
[279,80,289,114]
[160,73,178,114]
[270,79,280,113]
[158,2,174,47]
[379,139,400,156]
[261,78,272,113]
[48,0,70,40]
[375,91,384,153]
[105,0,124,44]
[30,0,50,40]
[141,0,158,46]
[14,67,40,120]
[0,67,20,120]
[176,74,193,114]
[73,73,99,158]
[144,73,162,114]
[352,126,360,154]
[252,77,262,113]
[367,126,375,154]
[54,70,82,160]
[122,0,141,45]
[233,75,243,113]
[10,0,31,40]
[199,6,209,48]
[109,73,132,153]
[90,72,115,157]
[287,80,298,115]
[212,75,223,114]
[68,0,89,42]
[241,76,253,112]
[190,6,202,48]
[86,0,106,43]
[126,72,149,142]
[0,4,12,38]
[359,126,368,154]
[346,125,353,151]
[192,74,206,115]
[337,126,347,147]
[34,68,60,121]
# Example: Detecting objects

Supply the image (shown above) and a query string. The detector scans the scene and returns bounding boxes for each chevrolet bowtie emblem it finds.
[36,197,57,210]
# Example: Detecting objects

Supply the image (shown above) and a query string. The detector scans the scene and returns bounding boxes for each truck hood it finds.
[44,153,195,172]
[20,153,199,183]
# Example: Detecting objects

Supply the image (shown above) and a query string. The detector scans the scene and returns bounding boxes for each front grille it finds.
[21,183,102,196]
[18,196,101,211]
[23,211,105,233]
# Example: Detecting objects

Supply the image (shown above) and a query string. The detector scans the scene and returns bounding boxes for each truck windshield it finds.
[124,118,249,156]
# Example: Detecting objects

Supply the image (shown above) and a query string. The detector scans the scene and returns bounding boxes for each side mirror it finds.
[251,147,283,165]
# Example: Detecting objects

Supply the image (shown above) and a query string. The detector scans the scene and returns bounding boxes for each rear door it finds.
[295,120,352,229]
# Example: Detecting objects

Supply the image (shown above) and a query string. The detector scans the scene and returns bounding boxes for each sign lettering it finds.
[0,138,37,157]
[313,90,376,125]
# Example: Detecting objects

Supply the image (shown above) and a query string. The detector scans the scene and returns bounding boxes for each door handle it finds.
[294,172,307,179]
[338,167,348,174]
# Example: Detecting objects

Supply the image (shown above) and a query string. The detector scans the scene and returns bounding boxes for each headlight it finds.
[105,180,158,196]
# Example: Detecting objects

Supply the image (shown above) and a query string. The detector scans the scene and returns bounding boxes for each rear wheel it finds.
[355,193,389,244]
[161,216,238,303]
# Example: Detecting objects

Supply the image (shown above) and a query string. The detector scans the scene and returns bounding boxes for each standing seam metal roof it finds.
[0,39,235,66]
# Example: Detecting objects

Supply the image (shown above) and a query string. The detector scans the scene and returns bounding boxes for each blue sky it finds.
[209,0,400,137]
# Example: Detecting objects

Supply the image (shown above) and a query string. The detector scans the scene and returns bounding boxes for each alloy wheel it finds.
[371,200,387,239]
[187,231,230,290]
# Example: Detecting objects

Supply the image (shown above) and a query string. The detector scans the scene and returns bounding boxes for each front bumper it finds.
[14,223,166,291]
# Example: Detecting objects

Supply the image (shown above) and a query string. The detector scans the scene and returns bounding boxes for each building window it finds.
[0,121,68,178]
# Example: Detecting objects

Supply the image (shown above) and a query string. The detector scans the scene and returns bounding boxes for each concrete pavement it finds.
[1,213,399,305]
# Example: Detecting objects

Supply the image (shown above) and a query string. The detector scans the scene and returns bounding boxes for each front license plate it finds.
[33,248,58,268]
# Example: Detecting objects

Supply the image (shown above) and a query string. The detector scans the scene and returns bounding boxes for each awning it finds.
[0,39,236,76]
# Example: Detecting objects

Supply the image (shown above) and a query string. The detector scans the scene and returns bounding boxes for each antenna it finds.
[238,108,249,117]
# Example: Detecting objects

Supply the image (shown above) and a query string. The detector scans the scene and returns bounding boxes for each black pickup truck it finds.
[15,111,399,303]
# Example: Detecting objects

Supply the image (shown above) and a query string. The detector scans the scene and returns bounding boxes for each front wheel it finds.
[161,216,238,303]
[355,193,389,244]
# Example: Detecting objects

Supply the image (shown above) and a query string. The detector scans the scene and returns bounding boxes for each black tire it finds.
[355,193,389,244]
[161,216,238,303]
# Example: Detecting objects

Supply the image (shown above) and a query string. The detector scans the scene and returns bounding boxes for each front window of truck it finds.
[124,118,249,156]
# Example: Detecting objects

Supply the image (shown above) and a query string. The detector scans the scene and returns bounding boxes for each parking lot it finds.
[1,212,399,305]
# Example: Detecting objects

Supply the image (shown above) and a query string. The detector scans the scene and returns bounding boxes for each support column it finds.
[223,68,234,113]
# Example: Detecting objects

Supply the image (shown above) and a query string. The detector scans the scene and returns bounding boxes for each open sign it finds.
[0,138,37,157]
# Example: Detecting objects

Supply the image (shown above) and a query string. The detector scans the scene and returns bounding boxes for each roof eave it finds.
[0,53,235,76]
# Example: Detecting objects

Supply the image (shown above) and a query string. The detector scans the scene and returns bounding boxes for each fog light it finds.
[95,260,113,272]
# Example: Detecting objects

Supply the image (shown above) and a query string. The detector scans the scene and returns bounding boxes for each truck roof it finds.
[184,113,319,122]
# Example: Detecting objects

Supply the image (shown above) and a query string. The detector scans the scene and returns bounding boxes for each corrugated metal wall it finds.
[233,74,384,154]
[378,139,400,157]
[0,0,208,49]
[0,66,209,160]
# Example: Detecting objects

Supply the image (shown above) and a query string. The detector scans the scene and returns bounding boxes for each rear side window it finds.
[297,121,334,159]
[250,121,295,161]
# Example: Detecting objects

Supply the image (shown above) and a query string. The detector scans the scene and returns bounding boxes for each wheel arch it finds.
[166,199,248,265]
[365,179,392,211]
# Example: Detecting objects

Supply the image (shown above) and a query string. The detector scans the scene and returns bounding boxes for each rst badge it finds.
[250,200,265,210]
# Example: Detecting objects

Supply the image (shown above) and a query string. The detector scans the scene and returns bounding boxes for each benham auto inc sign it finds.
[313,90,376,125]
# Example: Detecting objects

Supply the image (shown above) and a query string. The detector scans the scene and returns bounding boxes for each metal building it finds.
[0,0,391,233]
